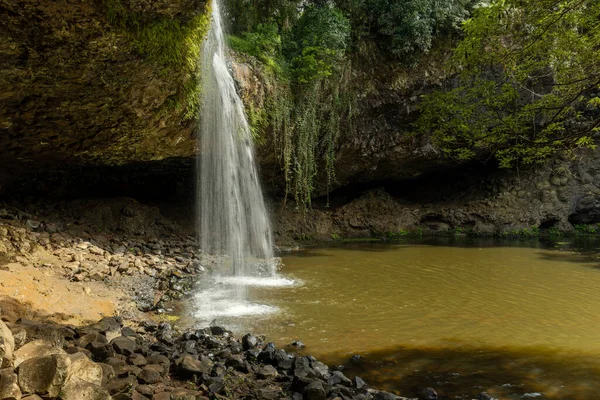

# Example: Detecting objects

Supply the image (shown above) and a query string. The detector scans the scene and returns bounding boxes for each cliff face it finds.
[2,2,600,239]
[0,0,203,191]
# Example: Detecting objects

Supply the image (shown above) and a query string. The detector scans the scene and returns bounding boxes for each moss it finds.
[98,0,211,120]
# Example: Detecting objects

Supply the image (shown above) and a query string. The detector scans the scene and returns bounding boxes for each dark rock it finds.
[476,393,495,400]
[328,370,352,387]
[136,385,155,396]
[121,327,137,337]
[418,387,437,400]
[153,392,171,400]
[353,376,367,390]
[143,321,159,332]
[77,331,108,348]
[17,354,70,397]
[274,348,293,370]
[98,363,115,385]
[105,376,137,395]
[225,354,246,372]
[111,336,138,356]
[138,365,162,384]
[373,392,399,400]
[118,364,142,377]
[85,341,115,362]
[291,340,305,348]
[177,354,212,377]
[242,334,258,350]
[127,353,148,366]
[146,354,170,371]
[171,388,204,400]
[303,380,327,400]
[291,376,313,393]
[256,365,278,379]
[350,355,364,363]
[210,326,225,336]
[311,360,331,380]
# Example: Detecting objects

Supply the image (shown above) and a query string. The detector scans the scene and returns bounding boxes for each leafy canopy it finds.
[417,0,600,167]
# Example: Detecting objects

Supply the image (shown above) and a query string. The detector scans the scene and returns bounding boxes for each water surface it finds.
[236,239,600,399]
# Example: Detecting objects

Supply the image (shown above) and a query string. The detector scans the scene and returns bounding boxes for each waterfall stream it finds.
[195,0,292,324]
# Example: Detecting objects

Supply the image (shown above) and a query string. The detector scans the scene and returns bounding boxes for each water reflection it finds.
[332,344,600,399]
[246,239,600,399]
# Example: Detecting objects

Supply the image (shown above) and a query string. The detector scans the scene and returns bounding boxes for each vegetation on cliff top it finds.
[225,0,599,208]
[225,0,472,208]
[418,0,600,168]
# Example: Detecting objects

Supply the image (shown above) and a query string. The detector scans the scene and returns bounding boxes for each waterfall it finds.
[196,0,277,296]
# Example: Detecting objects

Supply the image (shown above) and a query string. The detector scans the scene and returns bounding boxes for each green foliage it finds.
[99,0,211,120]
[417,0,600,167]
[337,0,475,60]
[287,6,351,83]
[227,23,284,74]
[502,227,540,238]
[331,233,342,240]
[574,224,599,234]
[548,227,564,237]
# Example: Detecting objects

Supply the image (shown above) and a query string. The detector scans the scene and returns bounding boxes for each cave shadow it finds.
[316,344,600,400]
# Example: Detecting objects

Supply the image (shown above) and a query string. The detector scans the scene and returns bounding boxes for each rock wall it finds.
[273,148,600,243]
[0,0,203,191]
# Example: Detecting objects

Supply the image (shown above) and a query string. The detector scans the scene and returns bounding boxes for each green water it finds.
[243,239,600,399]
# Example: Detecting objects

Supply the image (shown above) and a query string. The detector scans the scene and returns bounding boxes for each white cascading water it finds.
[194,0,294,325]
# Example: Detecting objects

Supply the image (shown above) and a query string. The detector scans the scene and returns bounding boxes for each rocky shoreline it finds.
[0,311,448,400]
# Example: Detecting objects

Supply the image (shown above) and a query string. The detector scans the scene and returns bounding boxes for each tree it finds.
[417,0,600,167]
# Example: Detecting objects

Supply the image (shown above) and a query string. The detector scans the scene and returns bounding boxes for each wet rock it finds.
[353,376,367,390]
[328,370,351,387]
[311,361,331,380]
[303,380,327,400]
[476,393,495,400]
[0,321,15,367]
[373,392,401,400]
[274,349,293,370]
[0,368,21,400]
[111,336,138,356]
[418,387,437,400]
[291,340,305,348]
[17,354,70,397]
[242,334,258,350]
[13,340,66,368]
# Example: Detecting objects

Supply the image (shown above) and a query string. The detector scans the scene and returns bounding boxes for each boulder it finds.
[17,354,71,397]
[0,368,21,400]
[65,353,103,386]
[110,336,137,356]
[13,340,66,368]
[303,381,327,400]
[0,321,15,367]
[60,379,111,400]
[176,355,212,377]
